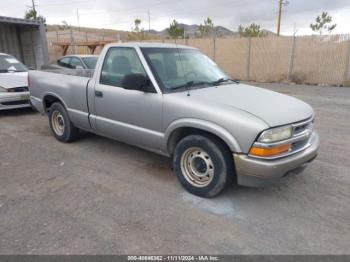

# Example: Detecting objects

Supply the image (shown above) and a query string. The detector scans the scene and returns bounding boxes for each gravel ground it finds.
[0,83,349,255]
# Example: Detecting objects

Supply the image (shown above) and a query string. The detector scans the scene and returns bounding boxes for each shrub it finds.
[288,72,307,85]
[343,80,350,87]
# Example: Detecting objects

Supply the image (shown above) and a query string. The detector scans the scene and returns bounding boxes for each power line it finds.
[42,0,261,32]
[52,0,244,27]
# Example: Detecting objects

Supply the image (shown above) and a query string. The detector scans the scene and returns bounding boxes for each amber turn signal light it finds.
[249,144,290,157]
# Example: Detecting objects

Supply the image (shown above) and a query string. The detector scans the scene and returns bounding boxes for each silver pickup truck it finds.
[29,43,319,198]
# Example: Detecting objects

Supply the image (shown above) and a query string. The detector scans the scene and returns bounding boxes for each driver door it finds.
[93,47,163,151]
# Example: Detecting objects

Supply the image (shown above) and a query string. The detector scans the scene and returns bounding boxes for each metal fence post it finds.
[213,32,216,61]
[287,35,297,81]
[246,37,252,81]
[70,27,75,54]
[343,39,350,83]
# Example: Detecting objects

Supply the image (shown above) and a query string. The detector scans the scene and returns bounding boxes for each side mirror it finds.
[75,65,84,70]
[122,74,152,92]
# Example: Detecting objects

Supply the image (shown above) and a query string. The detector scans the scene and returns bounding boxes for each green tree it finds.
[198,17,214,37]
[128,19,146,40]
[24,7,46,23]
[310,12,337,35]
[238,23,266,37]
[167,20,184,39]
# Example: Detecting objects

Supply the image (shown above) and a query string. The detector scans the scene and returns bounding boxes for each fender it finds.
[42,92,69,112]
[163,118,242,155]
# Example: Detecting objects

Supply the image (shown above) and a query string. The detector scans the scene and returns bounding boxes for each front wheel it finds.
[173,134,234,198]
[48,102,79,143]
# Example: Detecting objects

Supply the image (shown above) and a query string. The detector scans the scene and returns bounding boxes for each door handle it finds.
[95,90,103,97]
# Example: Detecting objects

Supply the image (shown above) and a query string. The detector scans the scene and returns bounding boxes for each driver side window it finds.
[100,47,146,87]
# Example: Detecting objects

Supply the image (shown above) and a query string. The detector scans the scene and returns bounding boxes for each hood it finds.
[0,71,28,89]
[183,83,314,127]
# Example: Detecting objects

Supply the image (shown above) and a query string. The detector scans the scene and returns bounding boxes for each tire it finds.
[48,102,79,143]
[173,134,234,198]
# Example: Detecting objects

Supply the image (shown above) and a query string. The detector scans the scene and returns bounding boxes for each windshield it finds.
[141,47,230,92]
[82,57,98,69]
[0,55,27,73]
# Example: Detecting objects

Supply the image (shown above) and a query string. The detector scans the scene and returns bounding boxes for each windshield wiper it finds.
[172,81,212,91]
[211,78,239,86]
[171,78,239,91]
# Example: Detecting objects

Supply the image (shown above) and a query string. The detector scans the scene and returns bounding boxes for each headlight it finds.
[249,125,293,158]
[258,125,292,143]
[0,86,7,92]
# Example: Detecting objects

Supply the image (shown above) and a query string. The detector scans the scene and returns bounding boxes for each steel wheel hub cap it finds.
[180,147,214,187]
[52,111,65,136]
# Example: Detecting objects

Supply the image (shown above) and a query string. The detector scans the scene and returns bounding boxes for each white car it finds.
[0,53,30,110]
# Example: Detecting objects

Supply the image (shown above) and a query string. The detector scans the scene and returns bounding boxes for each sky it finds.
[1,0,350,35]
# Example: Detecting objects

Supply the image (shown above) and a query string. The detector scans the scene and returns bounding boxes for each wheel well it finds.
[43,95,63,112]
[167,127,232,156]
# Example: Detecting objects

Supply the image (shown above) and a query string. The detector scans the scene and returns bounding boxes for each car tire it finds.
[48,102,79,143]
[173,134,234,198]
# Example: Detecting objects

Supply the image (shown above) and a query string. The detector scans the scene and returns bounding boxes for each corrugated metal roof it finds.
[0,16,42,26]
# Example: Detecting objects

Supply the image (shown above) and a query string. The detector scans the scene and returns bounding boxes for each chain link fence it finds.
[47,31,350,86]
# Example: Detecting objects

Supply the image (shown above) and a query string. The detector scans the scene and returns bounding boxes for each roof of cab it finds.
[106,42,196,49]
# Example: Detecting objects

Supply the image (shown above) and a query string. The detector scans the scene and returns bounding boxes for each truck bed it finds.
[29,69,92,130]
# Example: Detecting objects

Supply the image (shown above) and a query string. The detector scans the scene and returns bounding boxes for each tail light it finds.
[28,74,32,87]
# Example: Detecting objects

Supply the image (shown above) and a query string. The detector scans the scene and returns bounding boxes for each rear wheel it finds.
[48,102,79,142]
[173,134,234,198]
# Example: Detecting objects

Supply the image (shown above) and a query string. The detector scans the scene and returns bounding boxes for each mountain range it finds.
[148,23,238,37]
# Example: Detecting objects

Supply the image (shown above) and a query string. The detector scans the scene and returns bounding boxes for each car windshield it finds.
[0,55,27,73]
[82,57,98,69]
[141,47,231,92]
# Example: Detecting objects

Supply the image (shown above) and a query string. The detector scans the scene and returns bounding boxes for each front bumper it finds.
[0,92,31,110]
[234,131,319,187]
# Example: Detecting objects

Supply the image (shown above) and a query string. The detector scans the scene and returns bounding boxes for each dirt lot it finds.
[0,83,349,255]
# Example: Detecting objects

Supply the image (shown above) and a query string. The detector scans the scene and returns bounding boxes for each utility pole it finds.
[77,8,80,31]
[148,9,151,32]
[277,0,288,36]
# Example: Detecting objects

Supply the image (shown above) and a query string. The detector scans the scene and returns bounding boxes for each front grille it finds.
[1,100,29,106]
[7,86,29,92]
[293,120,313,136]
[288,118,314,154]
[291,139,309,152]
